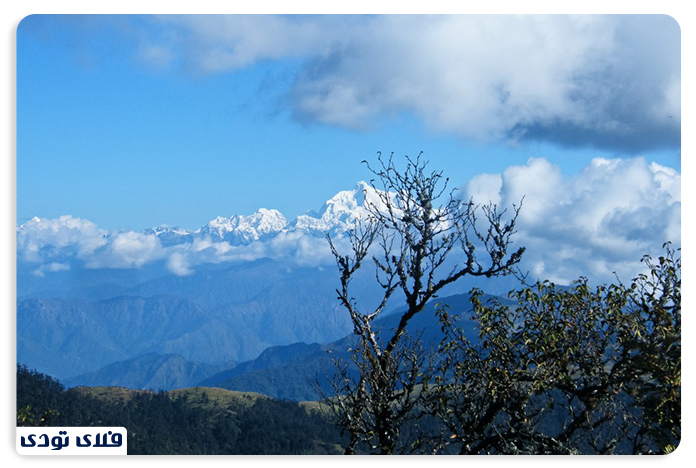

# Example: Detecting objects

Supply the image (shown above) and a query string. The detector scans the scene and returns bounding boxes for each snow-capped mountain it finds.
[141,182,385,245]
[16,181,396,277]
[143,225,195,247]
[291,181,388,233]
[198,208,288,244]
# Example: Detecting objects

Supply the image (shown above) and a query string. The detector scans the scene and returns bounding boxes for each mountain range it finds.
[17,180,518,400]
[59,292,505,400]
[140,180,381,247]
[17,258,384,380]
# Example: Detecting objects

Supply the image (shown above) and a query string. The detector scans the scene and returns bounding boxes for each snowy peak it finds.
[142,225,194,247]
[194,182,388,242]
[199,208,287,244]
[320,181,370,216]
[20,182,393,256]
[292,181,388,233]
[250,208,289,234]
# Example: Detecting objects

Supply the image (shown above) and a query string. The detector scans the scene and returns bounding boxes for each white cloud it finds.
[166,252,193,277]
[288,15,680,152]
[85,231,166,269]
[17,216,168,272]
[32,262,71,278]
[22,15,679,152]
[466,156,681,284]
[267,230,335,267]
[148,15,678,151]
[464,173,502,207]
[144,15,344,73]
[16,215,108,263]
[650,162,681,202]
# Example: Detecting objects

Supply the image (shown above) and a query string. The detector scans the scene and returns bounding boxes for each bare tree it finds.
[324,152,524,454]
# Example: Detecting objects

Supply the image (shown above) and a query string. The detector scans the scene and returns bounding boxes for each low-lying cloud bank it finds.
[16,216,338,276]
[18,157,680,285]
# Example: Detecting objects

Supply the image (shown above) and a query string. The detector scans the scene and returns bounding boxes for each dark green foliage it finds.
[17,365,65,426]
[430,243,680,454]
[621,246,681,453]
[16,365,344,454]
[233,399,343,454]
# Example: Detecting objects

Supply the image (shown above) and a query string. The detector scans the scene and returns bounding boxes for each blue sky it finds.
[17,14,681,232]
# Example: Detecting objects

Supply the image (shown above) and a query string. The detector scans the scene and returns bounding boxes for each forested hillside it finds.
[17,365,344,455]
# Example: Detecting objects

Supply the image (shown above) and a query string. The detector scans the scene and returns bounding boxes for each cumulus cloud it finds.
[133,15,680,152]
[465,157,680,283]
[21,15,679,152]
[17,216,170,270]
[16,216,108,263]
[84,231,167,269]
[296,15,680,152]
